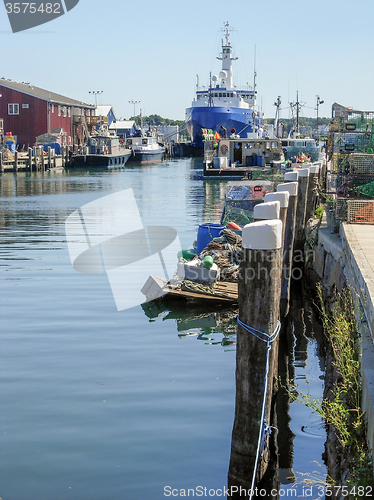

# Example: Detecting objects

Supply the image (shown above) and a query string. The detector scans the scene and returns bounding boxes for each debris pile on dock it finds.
[196,228,242,282]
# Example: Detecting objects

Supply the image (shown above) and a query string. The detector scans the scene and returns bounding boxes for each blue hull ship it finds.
[185,23,260,148]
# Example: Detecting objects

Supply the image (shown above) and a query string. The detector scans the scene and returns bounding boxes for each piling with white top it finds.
[305,164,320,222]
[277,182,298,317]
[253,200,280,222]
[228,220,282,493]
[264,192,289,243]
[294,167,310,251]
[284,171,299,183]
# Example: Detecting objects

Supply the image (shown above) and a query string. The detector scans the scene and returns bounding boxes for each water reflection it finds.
[141,299,237,348]
[276,283,327,492]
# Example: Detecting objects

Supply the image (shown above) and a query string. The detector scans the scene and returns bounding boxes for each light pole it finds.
[129,100,140,119]
[316,96,324,141]
[89,90,103,107]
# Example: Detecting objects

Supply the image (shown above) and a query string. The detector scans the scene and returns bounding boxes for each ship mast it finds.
[274,96,281,137]
[216,22,237,89]
[290,91,305,137]
[208,72,214,107]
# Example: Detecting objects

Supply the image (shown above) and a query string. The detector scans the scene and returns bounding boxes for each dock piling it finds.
[48,147,52,170]
[294,167,310,251]
[14,151,18,172]
[253,200,280,222]
[264,192,289,243]
[228,219,282,496]
[277,182,299,317]
[0,151,3,173]
[305,164,320,222]
[28,148,33,172]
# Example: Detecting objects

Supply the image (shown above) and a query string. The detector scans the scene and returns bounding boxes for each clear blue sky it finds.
[1,0,373,121]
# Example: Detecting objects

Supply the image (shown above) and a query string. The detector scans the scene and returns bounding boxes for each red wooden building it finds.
[0,79,96,148]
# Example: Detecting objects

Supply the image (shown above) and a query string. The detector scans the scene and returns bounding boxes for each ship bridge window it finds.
[222,93,226,97]
[214,93,218,97]
[271,142,278,149]
[219,93,222,97]
[142,138,148,145]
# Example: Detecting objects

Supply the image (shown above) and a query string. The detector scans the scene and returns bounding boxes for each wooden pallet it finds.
[165,281,238,302]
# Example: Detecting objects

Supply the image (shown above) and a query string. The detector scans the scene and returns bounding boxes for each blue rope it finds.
[236,317,281,499]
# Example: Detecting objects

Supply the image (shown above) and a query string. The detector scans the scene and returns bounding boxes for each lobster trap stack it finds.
[327,108,374,223]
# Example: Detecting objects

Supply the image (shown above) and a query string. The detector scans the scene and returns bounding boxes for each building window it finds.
[58,105,61,116]
[51,104,54,113]
[22,104,29,109]
[8,103,19,115]
[68,107,71,117]
[63,106,67,117]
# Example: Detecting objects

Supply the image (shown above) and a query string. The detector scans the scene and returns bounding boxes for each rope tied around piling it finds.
[236,317,281,499]
[237,318,280,344]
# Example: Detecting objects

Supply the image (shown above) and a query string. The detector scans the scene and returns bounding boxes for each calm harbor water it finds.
[1,158,326,500]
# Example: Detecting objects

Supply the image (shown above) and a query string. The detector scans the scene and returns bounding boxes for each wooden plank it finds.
[164,281,238,302]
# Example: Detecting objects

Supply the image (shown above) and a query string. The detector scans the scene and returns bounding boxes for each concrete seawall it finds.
[308,217,374,454]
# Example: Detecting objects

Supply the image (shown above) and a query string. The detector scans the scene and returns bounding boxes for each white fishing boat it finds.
[127,128,165,164]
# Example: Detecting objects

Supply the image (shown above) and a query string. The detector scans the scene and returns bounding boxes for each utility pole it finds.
[89,90,103,107]
[316,95,324,141]
[129,100,140,119]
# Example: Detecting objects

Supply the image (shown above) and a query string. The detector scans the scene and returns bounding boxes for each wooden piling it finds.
[277,182,298,318]
[14,151,18,172]
[305,164,320,222]
[48,147,52,170]
[41,147,45,172]
[228,220,282,497]
[0,151,3,173]
[294,167,309,252]
[264,192,289,243]
[33,146,37,170]
[28,148,33,172]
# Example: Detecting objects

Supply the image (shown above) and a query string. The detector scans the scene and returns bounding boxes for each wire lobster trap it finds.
[347,199,374,223]
[335,198,374,223]
[326,173,338,194]
[335,198,348,221]
[348,153,374,176]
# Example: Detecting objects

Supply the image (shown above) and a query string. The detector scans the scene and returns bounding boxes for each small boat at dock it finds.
[127,128,165,164]
[69,125,131,168]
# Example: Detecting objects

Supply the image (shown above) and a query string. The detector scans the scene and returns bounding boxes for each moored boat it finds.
[185,22,260,149]
[281,134,320,163]
[69,125,131,168]
[127,128,165,163]
[203,131,285,178]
